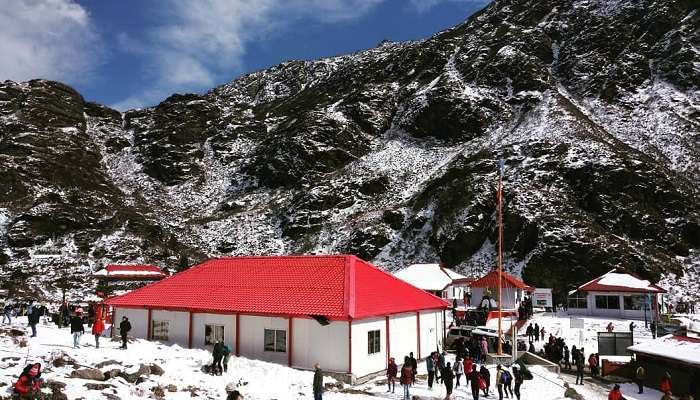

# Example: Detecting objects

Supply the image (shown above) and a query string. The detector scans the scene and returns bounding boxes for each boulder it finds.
[118,364,151,383]
[84,383,115,390]
[95,360,121,369]
[70,368,105,381]
[149,363,165,376]
[166,384,177,392]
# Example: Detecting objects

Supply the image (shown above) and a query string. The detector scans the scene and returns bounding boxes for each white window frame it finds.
[264,329,287,353]
[205,324,225,346]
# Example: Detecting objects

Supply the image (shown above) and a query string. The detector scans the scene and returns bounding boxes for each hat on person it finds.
[614,384,620,390]
[225,382,237,393]
[29,365,39,377]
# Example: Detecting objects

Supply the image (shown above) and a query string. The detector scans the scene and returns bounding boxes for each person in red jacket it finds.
[463,356,474,389]
[400,356,414,400]
[608,384,623,400]
[386,357,397,393]
[14,363,42,397]
[660,371,672,394]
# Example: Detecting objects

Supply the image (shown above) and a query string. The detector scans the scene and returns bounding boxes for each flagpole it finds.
[497,159,504,356]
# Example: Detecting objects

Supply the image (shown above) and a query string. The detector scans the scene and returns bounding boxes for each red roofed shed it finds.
[106,255,449,382]
[469,269,534,310]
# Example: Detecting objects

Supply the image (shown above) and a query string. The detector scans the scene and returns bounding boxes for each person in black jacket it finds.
[313,363,323,400]
[480,364,491,396]
[70,310,85,348]
[408,352,418,384]
[119,316,131,349]
[211,341,224,375]
[469,365,481,400]
[443,362,455,399]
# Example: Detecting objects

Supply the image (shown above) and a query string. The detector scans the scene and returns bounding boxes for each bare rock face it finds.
[69,368,105,381]
[0,0,698,303]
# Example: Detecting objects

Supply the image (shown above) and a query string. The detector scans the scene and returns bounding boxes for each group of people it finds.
[208,340,232,375]
[385,350,529,400]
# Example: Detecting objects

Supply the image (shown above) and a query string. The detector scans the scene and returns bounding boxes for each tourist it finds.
[443,361,455,400]
[528,341,535,353]
[526,323,534,342]
[211,341,225,376]
[70,309,85,348]
[540,327,546,342]
[27,300,39,337]
[470,365,481,400]
[463,355,474,389]
[588,353,598,377]
[634,363,645,394]
[400,357,413,400]
[480,336,489,357]
[480,364,491,397]
[2,301,13,324]
[660,371,672,395]
[119,316,131,349]
[92,311,105,349]
[650,320,657,339]
[629,322,636,333]
[608,384,623,400]
[437,351,446,384]
[453,357,464,387]
[563,345,571,370]
[512,364,523,400]
[534,323,540,342]
[496,364,506,400]
[408,352,418,384]
[575,352,585,385]
[222,343,232,373]
[502,366,513,398]
[14,363,42,397]
[606,322,614,333]
[313,363,324,400]
[427,352,436,389]
[386,357,397,393]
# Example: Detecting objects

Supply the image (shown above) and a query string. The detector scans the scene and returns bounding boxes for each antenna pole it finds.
[497,160,504,356]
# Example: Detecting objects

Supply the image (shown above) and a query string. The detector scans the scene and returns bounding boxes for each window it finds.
[205,324,225,345]
[264,329,286,353]
[368,330,381,354]
[152,320,169,341]
[595,295,620,310]
[624,295,647,310]
[568,292,588,309]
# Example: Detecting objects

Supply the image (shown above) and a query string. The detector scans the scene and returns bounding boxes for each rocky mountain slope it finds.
[0,0,698,302]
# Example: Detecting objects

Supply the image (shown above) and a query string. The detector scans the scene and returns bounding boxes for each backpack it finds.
[478,375,487,390]
[501,371,511,385]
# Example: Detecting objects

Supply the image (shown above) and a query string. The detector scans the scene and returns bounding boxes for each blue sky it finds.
[0,0,487,111]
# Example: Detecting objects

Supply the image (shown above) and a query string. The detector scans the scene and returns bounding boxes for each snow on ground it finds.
[0,313,673,400]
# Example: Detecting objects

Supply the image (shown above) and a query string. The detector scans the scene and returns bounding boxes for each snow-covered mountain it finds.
[0,0,698,302]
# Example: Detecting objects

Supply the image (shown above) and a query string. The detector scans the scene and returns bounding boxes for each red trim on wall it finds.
[235,314,240,357]
[385,316,391,364]
[416,311,421,359]
[348,319,353,374]
[288,317,293,367]
[188,311,193,349]
[146,308,152,340]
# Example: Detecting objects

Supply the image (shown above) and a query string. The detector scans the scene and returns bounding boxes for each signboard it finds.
[534,288,553,308]
[597,332,633,356]
[570,318,584,329]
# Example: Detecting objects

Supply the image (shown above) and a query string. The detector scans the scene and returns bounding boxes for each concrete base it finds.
[485,353,516,366]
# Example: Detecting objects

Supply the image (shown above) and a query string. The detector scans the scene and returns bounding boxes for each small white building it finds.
[393,263,473,299]
[567,269,666,320]
[107,255,448,383]
[469,269,534,310]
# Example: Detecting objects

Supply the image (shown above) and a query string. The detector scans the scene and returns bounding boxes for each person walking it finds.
[575,351,585,385]
[386,357,397,393]
[540,327,546,342]
[563,345,571,370]
[606,322,614,333]
[463,356,474,389]
[2,302,13,324]
[629,322,636,333]
[91,312,105,348]
[400,357,413,400]
[119,316,131,349]
[502,366,513,398]
[437,351,446,384]
[27,300,39,337]
[313,363,323,400]
[512,365,523,400]
[660,371,672,395]
[480,364,491,397]
[634,364,645,394]
[453,357,464,387]
[534,323,540,342]
[650,321,657,339]
[588,353,598,377]
[427,352,436,389]
[408,352,418,384]
[469,365,481,400]
[70,310,84,348]
[526,323,534,342]
[480,336,489,357]
[443,362,455,400]
[496,365,506,400]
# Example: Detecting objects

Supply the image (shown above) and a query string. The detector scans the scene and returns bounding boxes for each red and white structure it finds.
[106,255,449,382]
[94,264,167,281]
[567,269,666,319]
[469,270,534,310]
[393,263,473,299]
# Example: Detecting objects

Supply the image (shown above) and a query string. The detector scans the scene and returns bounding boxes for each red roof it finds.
[469,269,533,290]
[106,255,449,320]
[106,264,163,273]
[577,270,666,293]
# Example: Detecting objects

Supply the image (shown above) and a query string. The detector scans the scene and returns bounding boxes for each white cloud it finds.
[113,0,384,110]
[408,0,486,13]
[0,0,101,83]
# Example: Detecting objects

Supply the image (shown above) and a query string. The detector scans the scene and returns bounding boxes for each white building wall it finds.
[582,292,651,320]
[419,310,444,357]
[191,313,236,350]
[150,309,189,347]
[292,319,349,373]
[239,315,289,365]
[350,317,386,378]
[388,313,418,363]
[113,308,148,339]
